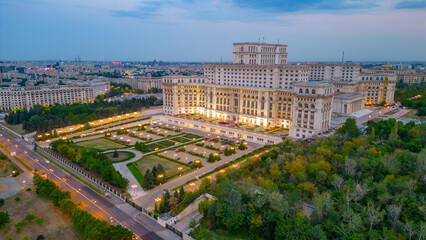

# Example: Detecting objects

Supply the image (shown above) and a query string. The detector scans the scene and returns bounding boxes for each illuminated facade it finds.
[162,42,397,139]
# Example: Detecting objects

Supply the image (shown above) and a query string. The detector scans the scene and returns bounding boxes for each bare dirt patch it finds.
[0,189,80,240]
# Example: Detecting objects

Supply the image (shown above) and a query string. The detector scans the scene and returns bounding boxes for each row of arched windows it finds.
[299,88,316,94]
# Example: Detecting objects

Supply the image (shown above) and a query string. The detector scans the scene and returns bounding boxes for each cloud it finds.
[394,0,426,9]
[232,0,379,12]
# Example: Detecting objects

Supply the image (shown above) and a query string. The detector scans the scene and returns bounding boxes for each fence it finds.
[39,147,191,238]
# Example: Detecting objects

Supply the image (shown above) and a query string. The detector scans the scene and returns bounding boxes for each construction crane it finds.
[381,63,396,105]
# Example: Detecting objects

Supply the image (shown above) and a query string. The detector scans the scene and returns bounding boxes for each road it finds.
[0,130,178,240]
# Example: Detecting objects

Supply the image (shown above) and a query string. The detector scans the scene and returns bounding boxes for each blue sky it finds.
[0,0,425,62]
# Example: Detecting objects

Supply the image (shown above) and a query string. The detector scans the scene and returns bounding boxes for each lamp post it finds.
[189,182,195,191]
[178,166,183,176]
[131,184,137,196]
[157,174,164,185]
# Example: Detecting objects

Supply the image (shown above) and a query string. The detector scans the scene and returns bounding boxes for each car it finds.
[105,192,112,198]
[219,152,223,154]
[187,161,193,165]
[45,160,50,164]
[170,148,175,151]
[176,157,181,160]
[66,175,71,179]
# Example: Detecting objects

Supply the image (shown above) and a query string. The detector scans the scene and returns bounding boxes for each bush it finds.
[35,218,45,224]
[15,220,27,233]
[0,211,10,227]
[0,198,4,207]
[14,196,20,202]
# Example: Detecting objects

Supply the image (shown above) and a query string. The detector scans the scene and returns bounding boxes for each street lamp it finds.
[131,184,137,196]
[178,166,183,176]
[189,182,195,191]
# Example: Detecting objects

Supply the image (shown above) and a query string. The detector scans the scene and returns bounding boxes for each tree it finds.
[189,218,197,228]
[60,200,77,216]
[387,204,402,230]
[389,122,399,146]
[143,170,154,190]
[366,203,384,234]
[238,141,248,150]
[0,211,9,227]
[337,118,361,139]
[113,150,119,158]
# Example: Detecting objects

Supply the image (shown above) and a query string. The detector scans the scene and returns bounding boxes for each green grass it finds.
[158,140,177,147]
[133,155,190,179]
[172,137,191,143]
[76,138,126,150]
[127,163,144,187]
[105,151,135,162]
[0,128,17,139]
[0,123,27,135]
[146,142,166,150]
[35,150,103,195]
[13,157,32,171]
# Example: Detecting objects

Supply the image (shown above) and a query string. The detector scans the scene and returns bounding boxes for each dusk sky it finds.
[1,0,425,62]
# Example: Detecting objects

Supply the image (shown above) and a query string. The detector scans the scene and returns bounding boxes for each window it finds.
[299,89,303,93]
[312,89,316,94]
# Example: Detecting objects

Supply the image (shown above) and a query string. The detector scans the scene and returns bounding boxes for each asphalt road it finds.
[0,130,171,240]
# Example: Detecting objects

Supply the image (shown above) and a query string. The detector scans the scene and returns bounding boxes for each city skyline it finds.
[1,0,426,62]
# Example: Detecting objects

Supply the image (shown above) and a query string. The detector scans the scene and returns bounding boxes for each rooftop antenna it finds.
[221,56,222,64]
[258,37,260,43]
[262,37,265,43]
[341,51,344,63]
[278,39,280,44]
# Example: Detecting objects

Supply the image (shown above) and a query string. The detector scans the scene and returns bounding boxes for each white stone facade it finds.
[162,42,398,140]
[233,42,288,65]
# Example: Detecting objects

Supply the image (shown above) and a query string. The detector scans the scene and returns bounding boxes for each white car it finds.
[45,160,50,164]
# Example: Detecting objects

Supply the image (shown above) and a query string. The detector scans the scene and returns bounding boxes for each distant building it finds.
[0,82,109,110]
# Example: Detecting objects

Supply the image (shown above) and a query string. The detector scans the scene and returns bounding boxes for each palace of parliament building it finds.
[162,42,396,139]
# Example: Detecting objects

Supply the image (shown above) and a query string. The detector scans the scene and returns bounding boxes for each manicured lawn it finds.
[127,163,144,187]
[146,142,166,151]
[158,140,177,147]
[184,133,202,139]
[133,155,190,179]
[106,151,135,162]
[76,138,126,150]
[172,137,191,143]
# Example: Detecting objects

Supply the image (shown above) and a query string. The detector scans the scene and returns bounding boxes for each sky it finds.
[0,0,425,62]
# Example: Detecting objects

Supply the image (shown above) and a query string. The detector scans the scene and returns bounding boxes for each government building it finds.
[162,42,396,140]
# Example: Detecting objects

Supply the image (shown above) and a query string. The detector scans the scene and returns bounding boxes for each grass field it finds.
[133,155,190,179]
[76,138,126,150]
[0,122,28,135]
[106,151,135,162]
[0,190,80,240]
[172,137,191,143]
[127,163,144,187]
[404,109,425,121]
[158,140,177,147]
[146,142,166,151]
